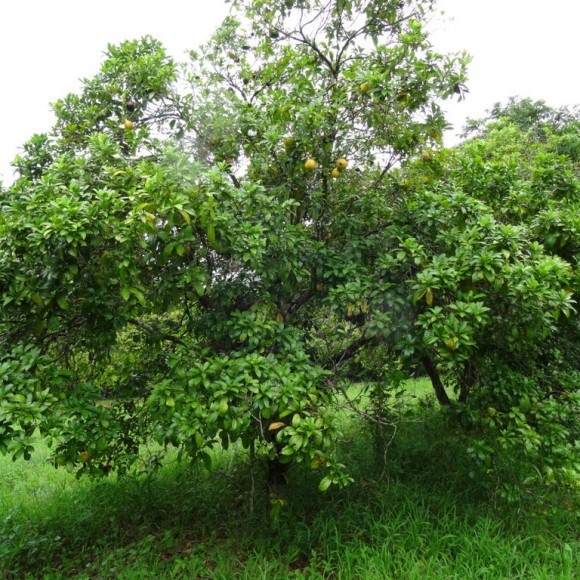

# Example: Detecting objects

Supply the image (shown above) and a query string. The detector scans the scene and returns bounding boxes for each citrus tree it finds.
[0,0,469,490]
[3,2,576,499]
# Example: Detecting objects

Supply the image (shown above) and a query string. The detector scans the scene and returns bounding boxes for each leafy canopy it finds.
[1,4,577,499]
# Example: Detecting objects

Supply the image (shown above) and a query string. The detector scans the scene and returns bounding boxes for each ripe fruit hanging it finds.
[124,120,134,130]
[360,82,370,94]
[304,158,318,171]
[335,158,348,170]
[331,168,340,178]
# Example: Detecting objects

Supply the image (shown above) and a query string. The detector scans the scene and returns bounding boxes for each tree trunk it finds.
[458,359,476,403]
[421,355,451,406]
[267,458,288,499]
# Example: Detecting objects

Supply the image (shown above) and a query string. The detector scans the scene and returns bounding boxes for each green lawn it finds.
[1,382,577,579]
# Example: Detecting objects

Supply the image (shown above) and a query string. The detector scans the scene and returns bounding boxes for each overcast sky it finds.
[1,0,579,184]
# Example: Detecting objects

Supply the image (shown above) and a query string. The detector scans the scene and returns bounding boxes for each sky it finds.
[1,0,579,184]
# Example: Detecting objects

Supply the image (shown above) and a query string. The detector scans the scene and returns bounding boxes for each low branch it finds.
[326,334,372,369]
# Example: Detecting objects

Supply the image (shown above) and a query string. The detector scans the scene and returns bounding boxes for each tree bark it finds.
[458,359,476,404]
[421,355,451,406]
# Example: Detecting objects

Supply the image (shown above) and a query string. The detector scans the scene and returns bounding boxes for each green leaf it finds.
[201,451,212,471]
[57,297,70,310]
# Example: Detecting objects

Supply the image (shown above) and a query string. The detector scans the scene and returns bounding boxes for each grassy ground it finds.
[1,382,577,578]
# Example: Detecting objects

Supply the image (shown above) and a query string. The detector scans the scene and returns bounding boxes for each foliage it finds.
[0,2,578,499]
[0,401,577,578]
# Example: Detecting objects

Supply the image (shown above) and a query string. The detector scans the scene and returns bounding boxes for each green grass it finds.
[1,385,578,579]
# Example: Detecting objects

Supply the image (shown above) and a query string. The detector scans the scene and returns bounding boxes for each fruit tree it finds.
[1,2,576,498]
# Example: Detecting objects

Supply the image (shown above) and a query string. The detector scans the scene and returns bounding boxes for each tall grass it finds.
[1,383,577,578]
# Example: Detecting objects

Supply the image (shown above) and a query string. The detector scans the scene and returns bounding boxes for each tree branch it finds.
[326,334,372,369]
[286,287,317,316]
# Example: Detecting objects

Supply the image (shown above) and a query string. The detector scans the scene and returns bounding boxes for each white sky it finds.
[1,0,579,184]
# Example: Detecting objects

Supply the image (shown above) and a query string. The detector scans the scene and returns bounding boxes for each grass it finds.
[1,381,578,578]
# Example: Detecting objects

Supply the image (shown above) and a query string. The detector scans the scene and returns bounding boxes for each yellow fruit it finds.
[331,168,341,178]
[124,120,134,130]
[79,451,91,462]
[304,158,318,171]
[335,158,348,170]
[360,82,370,94]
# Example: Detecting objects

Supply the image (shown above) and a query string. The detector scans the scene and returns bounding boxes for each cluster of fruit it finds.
[304,157,348,178]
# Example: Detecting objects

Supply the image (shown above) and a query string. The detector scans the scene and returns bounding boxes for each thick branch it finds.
[286,287,317,316]
[327,334,372,368]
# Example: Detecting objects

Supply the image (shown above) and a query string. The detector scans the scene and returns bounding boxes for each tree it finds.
[1,2,576,500]
[0,0,468,490]
[386,98,580,497]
